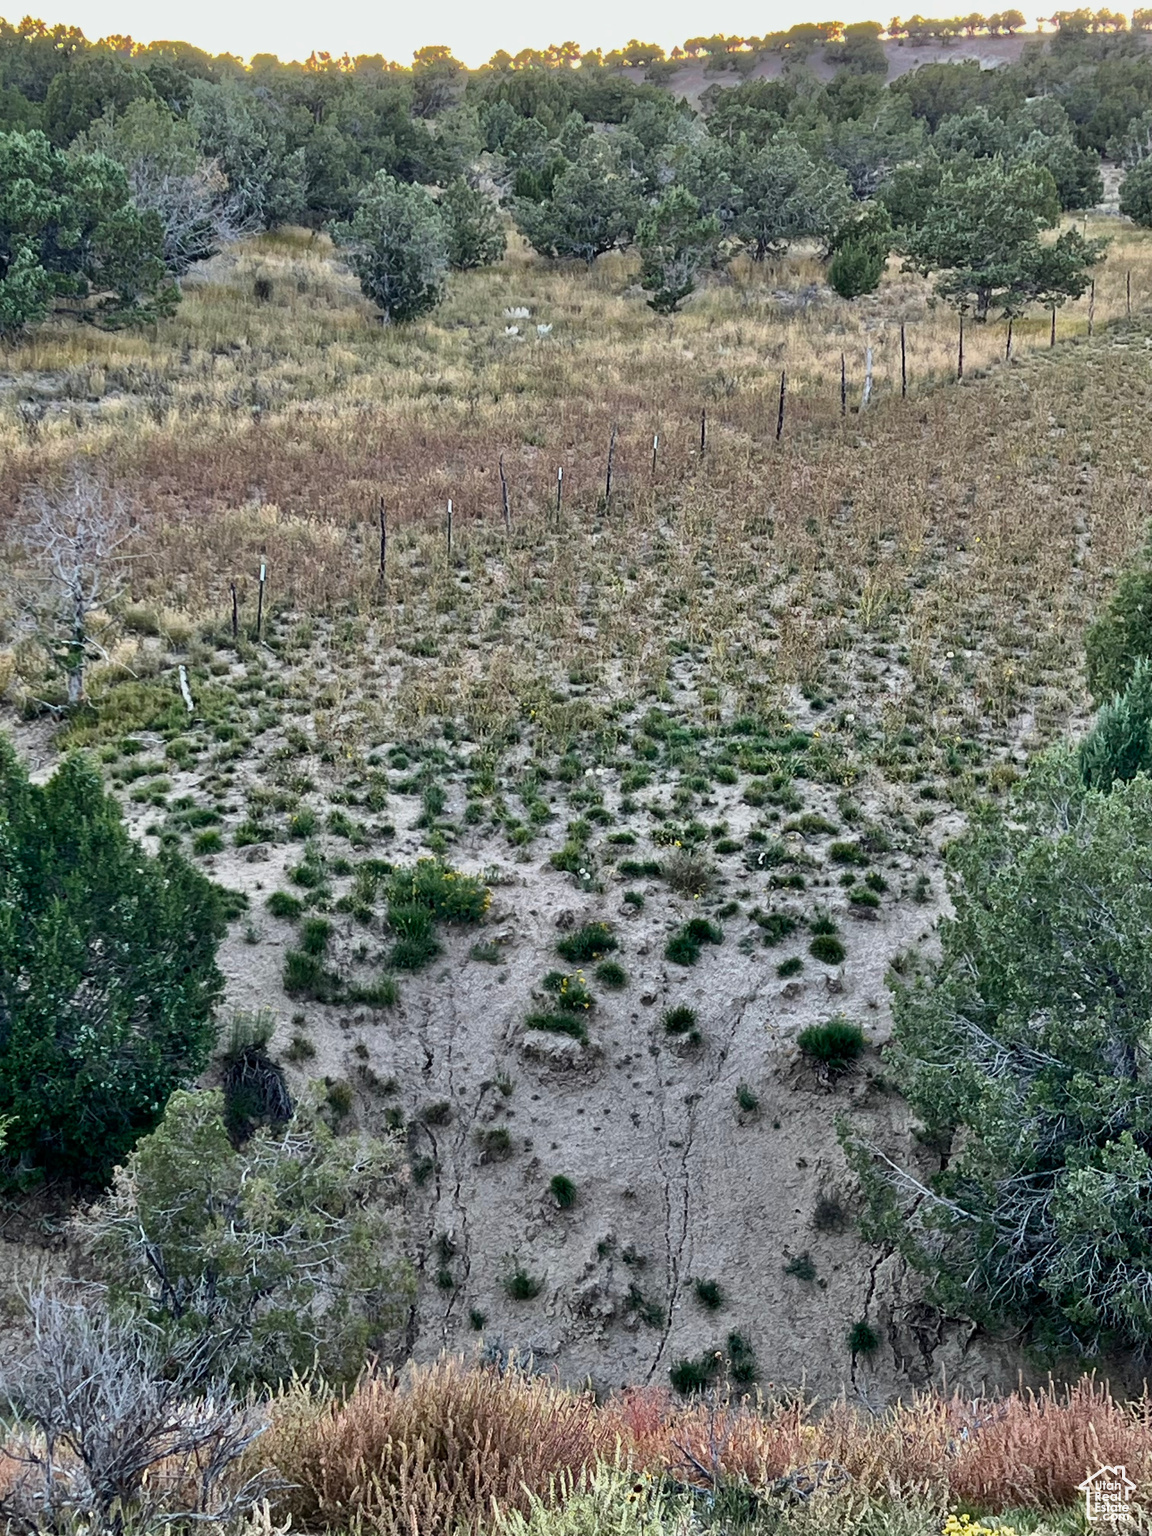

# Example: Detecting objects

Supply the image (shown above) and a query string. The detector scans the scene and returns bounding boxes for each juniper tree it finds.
[0,741,226,1182]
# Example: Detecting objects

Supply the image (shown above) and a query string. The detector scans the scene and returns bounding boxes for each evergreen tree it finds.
[85,1088,411,1388]
[513,140,642,265]
[440,176,506,270]
[331,170,449,322]
[1120,159,1152,227]
[845,756,1152,1359]
[0,128,176,338]
[1084,533,1152,701]
[1078,658,1152,792]
[902,157,1105,318]
[0,741,227,1182]
[638,186,719,313]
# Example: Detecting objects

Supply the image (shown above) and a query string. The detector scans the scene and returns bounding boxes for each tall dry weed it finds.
[603,1377,1152,1513]
[262,1357,611,1536]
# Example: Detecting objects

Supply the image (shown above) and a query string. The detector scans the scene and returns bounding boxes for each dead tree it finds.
[17,470,133,707]
[0,1285,278,1536]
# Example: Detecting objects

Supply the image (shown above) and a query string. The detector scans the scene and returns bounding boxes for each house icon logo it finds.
[1078,1466,1141,1528]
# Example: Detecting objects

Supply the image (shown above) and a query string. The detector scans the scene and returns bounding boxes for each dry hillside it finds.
[2,224,1151,1399]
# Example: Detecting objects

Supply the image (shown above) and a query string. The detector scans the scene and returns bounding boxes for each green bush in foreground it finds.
[846,759,1152,1360]
[0,741,226,1183]
[84,1087,410,1387]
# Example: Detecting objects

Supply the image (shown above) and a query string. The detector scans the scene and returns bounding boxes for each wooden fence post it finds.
[230,582,238,640]
[1088,278,1095,338]
[840,352,847,417]
[605,423,617,507]
[775,370,786,441]
[555,466,563,519]
[1005,318,1013,361]
[499,456,511,533]
[256,561,266,639]
[699,408,706,456]
[651,433,659,476]
[446,499,452,557]
[957,313,964,382]
[900,323,907,398]
[378,496,387,578]
[1050,304,1056,348]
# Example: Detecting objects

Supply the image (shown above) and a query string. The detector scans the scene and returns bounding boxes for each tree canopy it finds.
[0,127,176,336]
[0,740,227,1183]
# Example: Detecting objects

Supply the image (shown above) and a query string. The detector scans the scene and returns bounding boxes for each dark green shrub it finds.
[556,922,617,963]
[735,1083,760,1113]
[784,1252,817,1282]
[595,959,627,989]
[1085,543,1152,702]
[192,829,224,854]
[503,1263,543,1300]
[754,910,797,945]
[693,1277,724,1310]
[669,1352,721,1395]
[666,917,723,967]
[727,1330,758,1384]
[288,857,325,889]
[809,933,846,965]
[685,917,723,945]
[776,956,803,978]
[550,1173,577,1208]
[827,236,886,299]
[847,1319,880,1356]
[325,1078,354,1118]
[1079,659,1152,792]
[300,917,332,956]
[625,1284,666,1328]
[665,930,702,966]
[0,749,230,1167]
[618,860,662,878]
[525,1011,588,1043]
[476,1126,513,1162]
[1119,159,1152,228]
[797,1017,866,1075]
[813,1193,849,1232]
[267,890,304,919]
[622,889,645,909]
[283,949,341,1003]
[663,1005,699,1036]
[421,1100,453,1125]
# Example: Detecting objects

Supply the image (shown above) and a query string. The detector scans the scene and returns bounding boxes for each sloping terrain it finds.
[2,230,1152,1398]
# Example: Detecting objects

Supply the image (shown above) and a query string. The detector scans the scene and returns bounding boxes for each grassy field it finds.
[3,217,1152,1412]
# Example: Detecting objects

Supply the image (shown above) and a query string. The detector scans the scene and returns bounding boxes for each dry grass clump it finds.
[603,1376,1152,1513]
[252,1363,1152,1532]
[261,1356,611,1536]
